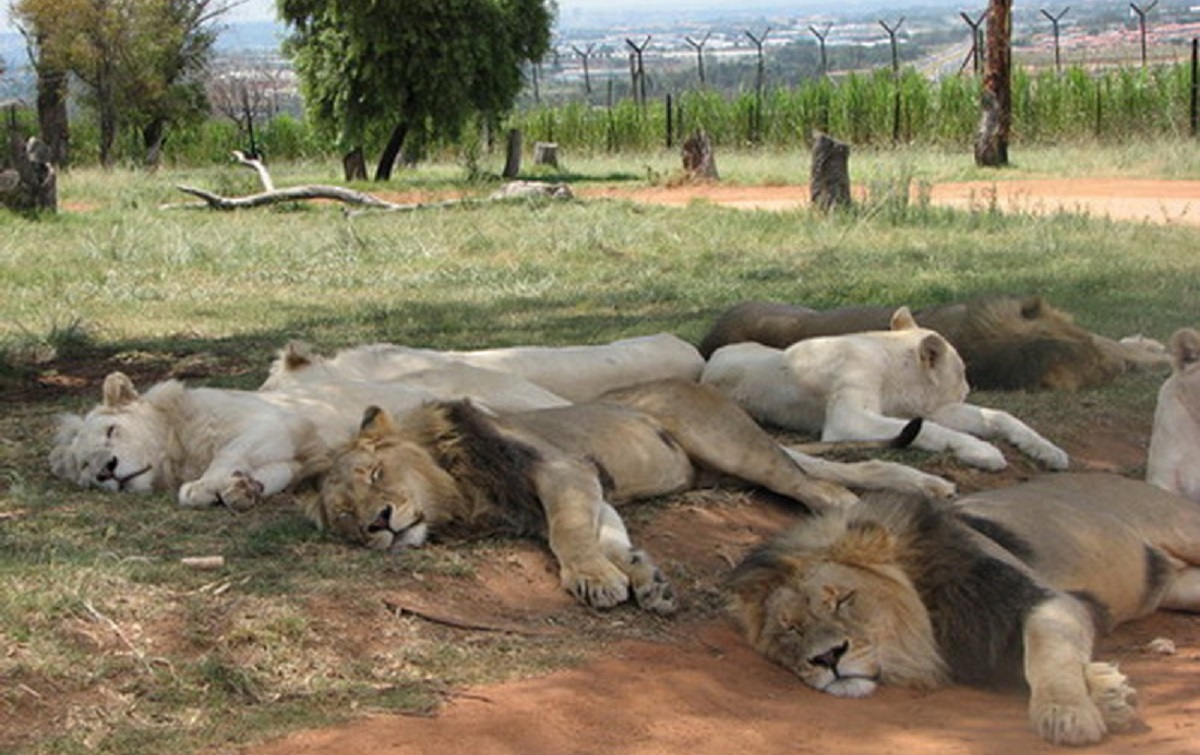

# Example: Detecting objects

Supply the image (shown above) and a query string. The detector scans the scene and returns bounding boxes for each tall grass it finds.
[509,62,1197,153]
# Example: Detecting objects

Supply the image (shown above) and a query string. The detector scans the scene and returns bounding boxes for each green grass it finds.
[2,141,1198,752]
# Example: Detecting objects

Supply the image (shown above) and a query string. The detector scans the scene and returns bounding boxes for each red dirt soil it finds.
[246,180,1200,755]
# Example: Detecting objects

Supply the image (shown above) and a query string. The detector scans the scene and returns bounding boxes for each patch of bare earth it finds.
[244,181,1200,755]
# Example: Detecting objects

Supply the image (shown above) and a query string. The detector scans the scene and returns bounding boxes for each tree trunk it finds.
[97,79,118,169]
[35,62,70,168]
[975,0,1012,167]
[502,129,522,178]
[374,122,409,181]
[142,118,166,171]
[809,132,851,211]
[343,148,367,181]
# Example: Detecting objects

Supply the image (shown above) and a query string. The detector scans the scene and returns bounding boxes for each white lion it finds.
[260,333,704,403]
[49,359,572,510]
[1146,327,1200,500]
[701,307,1069,471]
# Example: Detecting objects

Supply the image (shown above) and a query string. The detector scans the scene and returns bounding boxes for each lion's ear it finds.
[728,545,804,644]
[101,372,139,407]
[890,306,918,331]
[1018,295,1046,320]
[1169,328,1200,371]
[831,520,898,563]
[358,405,398,439]
[281,340,315,372]
[918,334,950,371]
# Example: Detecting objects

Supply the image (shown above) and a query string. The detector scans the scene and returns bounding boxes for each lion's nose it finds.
[366,505,393,534]
[809,641,849,670]
[95,457,118,483]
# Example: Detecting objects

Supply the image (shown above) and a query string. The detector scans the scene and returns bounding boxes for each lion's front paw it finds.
[1087,662,1139,732]
[625,549,677,615]
[960,442,1007,471]
[917,473,956,499]
[218,471,264,512]
[1038,445,1071,471]
[178,480,221,508]
[562,559,630,610]
[1030,695,1108,746]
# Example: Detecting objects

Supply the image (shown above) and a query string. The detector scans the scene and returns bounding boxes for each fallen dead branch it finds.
[162,150,571,212]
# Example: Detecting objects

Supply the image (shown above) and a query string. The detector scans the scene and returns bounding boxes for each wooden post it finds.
[533,141,558,168]
[665,93,674,148]
[975,0,1012,167]
[502,129,522,179]
[810,132,851,212]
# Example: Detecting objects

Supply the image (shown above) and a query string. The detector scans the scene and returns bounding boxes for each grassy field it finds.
[2,142,1198,753]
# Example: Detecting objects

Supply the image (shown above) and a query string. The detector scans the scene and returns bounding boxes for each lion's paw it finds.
[218,471,265,512]
[178,480,221,508]
[1038,445,1071,471]
[626,550,678,615]
[1030,696,1108,746]
[1087,662,1139,732]
[916,473,956,499]
[961,442,1007,471]
[562,560,630,610]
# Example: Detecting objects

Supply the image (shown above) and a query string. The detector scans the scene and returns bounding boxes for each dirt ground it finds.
[244,179,1200,755]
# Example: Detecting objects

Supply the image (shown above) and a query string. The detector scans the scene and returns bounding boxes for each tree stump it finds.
[533,141,559,168]
[502,129,522,179]
[809,132,851,211]
[680,129,719,181]
[342,149,368,182]
[0,135,57,213]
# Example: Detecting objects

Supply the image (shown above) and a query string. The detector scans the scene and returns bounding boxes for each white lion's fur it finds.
[1146,328,1200,500]
[260,333,705,403]
[701,308,1069,471]
[50,358,574,508]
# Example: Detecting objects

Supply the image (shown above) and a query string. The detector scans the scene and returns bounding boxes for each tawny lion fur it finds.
[698,295,1168,391]
[700,307,1069,471]
[306,378,954,613]
[729,472,1200,746]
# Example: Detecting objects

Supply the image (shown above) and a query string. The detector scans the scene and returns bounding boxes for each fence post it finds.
[666,93,674,148]
[1191,38,1198,137]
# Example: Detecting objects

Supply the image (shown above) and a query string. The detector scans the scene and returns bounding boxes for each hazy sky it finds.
[227,0,712,22]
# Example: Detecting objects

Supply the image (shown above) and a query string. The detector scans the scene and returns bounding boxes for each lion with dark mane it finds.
[698,295,1168,391]
[728,473,1200,746]
[306,378,954,613]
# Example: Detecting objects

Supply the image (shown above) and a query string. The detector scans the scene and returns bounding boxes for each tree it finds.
[975,0,1012,167]
[280,0,556,181]
[13,0,234,168]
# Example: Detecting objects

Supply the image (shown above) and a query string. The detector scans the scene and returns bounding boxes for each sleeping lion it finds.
[729,472,1200,746]
[701,307,1069,471]
[698,295,1168,391]
[306,378,955,613]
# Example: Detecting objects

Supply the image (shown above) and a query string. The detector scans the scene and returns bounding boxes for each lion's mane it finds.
[729,493,1053,689]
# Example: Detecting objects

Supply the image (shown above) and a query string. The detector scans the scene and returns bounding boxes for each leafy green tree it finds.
[280,0,556,180]
[13,0,230,168]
